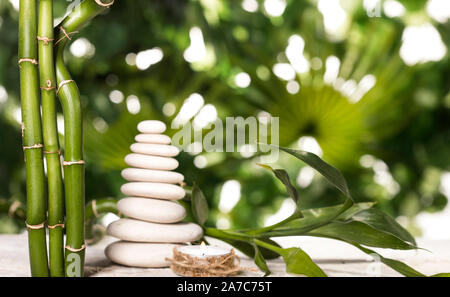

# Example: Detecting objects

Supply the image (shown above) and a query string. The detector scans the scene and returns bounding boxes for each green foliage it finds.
[0,0,448,236]
[257,164,299,205]
[346,208,416,245]
[276,147,353,199]
[310,221,417,250]
[252,243,271,276]
[281,247,327,277]
[203,146,449,277]
[255,238,327,277]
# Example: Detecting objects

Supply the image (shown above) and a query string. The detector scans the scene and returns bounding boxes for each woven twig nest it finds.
[167,247,242,277]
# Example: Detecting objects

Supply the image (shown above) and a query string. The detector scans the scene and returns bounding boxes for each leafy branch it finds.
[190,146,449,277]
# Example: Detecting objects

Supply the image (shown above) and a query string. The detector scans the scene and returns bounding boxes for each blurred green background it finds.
[0,0,449,238]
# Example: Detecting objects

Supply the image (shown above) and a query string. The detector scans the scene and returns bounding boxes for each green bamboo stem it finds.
[18,0,49,277]
[85,198,120,244]
[54,0,114,277]
[38,0,65,277]
[85,198,120,222]
[253,238,284,254]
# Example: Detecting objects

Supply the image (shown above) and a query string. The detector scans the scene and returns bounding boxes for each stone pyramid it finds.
[105,120,203,267]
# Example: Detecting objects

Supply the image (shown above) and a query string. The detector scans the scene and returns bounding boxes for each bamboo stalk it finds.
[85,198,120,222]
[85,198,120,245]
[19,0,49,277]
[38,0,65,277]
[54,0,114,277]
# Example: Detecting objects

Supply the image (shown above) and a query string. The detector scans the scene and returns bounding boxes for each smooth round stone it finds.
[137,120,166,134]
[124,153,178,171]
[117,197,186,223]
[121,168,184,184]
[130,143,179,157]
[107,218,203,243]
[105,241,178,268]
[121,182,185,200]
[135,134,171,144]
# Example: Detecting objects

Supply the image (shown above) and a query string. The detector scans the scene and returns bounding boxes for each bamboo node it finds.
[37,36,54,45]
[18,58,38,68]
[63,160,85,166]
[25,220,46,230]
[55,27,78,45]
[66,244,86,252]
[41,79,56,91]
[48,223,65,229]
[8,201,22,217]
[23,143,44,150]
[44,149,61,155]
[166,247,257,277]
[56,80,75,94]
[95,0,114,7]
[92,200,99,217]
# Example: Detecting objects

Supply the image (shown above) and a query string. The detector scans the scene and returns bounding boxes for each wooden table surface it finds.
[1,233,449,277]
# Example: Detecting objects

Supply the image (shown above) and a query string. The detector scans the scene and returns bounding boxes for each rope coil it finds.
[63,160,85,166]
[56,80,75,94]
[18,58,38,67]
[26,221,46,230]
[95,0,114,7]
[166,247,256,277]
[65,244,86,252]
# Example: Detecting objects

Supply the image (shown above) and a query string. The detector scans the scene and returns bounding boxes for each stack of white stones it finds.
[105,120,203,268]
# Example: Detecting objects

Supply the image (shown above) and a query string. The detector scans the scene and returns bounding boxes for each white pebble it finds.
[137,120,166,134]
[130,143,179,157]
[117,197,186,223]
[105,241,178,268]
[121,182,185,200]
[124,153,178,171]
[107,218,204,243]
[121,168,184,184]
[135,134,171,144]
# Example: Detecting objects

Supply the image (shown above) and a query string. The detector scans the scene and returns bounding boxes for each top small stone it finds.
[137,120,166,134]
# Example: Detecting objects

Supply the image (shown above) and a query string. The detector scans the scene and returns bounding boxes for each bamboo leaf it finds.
[275,146,352,199]
[257,163,299,205]
[254,239,326,276]
[282,247,327,277]
[431,273,450,277]
[351,243,425,277]
[191,184,209,226]
[205,228,281,259]
[348,208,416,245]
[259,199,353,237]
[253,243,271,276]
[300,202,374,222]
[258,202,373,237]
[309,221,418,250]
